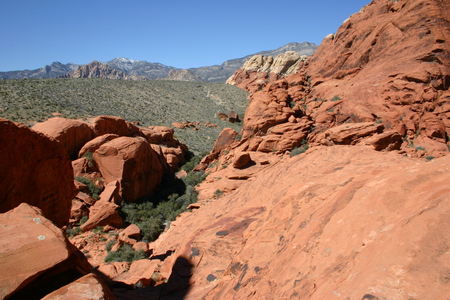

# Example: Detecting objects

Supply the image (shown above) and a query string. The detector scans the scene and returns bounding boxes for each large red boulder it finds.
[0,203,91,299]
[89,115,140,137]
[40,273,116,300]
[31,117,94,159]
[78,133,119,158]
[0,118,75,227]
[93,137,163,202]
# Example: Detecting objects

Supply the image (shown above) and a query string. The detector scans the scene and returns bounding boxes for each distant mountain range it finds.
[0,42,318,82]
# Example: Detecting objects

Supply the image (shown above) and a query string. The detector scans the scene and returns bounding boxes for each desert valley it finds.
[1,0,450,299]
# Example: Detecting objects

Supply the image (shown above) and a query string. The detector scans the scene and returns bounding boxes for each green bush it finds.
[330,95,342,101]
[82,152,95,168]
[290,139,310,157]
[181,170,207,187]
[74,176,102,199]
[180,151,209,172]
[105,239,116,252]
[104,244,147,263]
[214,189,224,197]
[66,226,81,237]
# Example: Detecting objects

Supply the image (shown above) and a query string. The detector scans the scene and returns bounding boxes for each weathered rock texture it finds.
[153,146,450,299]
[226,51,308,92]
[94,136,163,202]
[0,203,92,299]
[165,69,203,81]
[227,0,450,159]
[0,118,75,227]
[59,61,143,80]
[32,117,94,159]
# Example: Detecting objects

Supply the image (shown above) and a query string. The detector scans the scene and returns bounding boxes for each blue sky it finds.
[0,0,369,71]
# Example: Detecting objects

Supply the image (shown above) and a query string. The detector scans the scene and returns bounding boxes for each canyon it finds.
[0,0,450,299]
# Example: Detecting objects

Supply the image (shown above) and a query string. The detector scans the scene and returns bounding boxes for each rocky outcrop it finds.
[191,42,318,82]
[0,203,93,299]
[152,146,450,299]
[88,115,140,138]
[225,0,450,159]
[0,118,75,227]
[32,117,94,159]
[226,51,308,91]
[80,201,123,232]
[164,69,203,81]
[59,61,132,80]
[93,137,163,202]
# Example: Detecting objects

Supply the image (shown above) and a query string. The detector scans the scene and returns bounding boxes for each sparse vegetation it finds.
[120,159,207,242]
[82,152,95,168]
[104,244,147,263]
[330,95,342,101]
[0,78,249,154]
[74,176,102,199]
[290,139,310,157]
[214,189,224,197]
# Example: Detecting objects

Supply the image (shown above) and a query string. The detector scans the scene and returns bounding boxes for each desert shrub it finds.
[214,189,224,197]
[82,152,95,168]
[105,239,116,252]
[74,176,102,199]
[181,151,208,172]
[330,95,342,101]
[181,170,207,187]
[290,139,310,157]
[66,226,81,237]
[104,244,147,263]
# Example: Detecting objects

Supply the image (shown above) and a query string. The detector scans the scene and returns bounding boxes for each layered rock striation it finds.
[226,51,308,91]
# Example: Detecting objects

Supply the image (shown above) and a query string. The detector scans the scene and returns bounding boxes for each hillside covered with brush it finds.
[0,79,248,154]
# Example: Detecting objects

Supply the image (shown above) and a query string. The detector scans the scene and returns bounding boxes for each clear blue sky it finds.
[0,0,369,71]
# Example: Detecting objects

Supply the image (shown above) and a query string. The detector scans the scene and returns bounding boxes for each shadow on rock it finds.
[108,256,193,300]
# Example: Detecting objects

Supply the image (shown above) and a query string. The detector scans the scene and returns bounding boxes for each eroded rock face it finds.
[226,51,308,91]
[304,0,450,143]
[227,0,450,159]
[0,118,75,227]
[0,203,92,299]
[152,146,450,299]
[93,136,163,202]
[89,115,140,138]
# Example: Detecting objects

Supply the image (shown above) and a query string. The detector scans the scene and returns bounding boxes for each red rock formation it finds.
[152,146,450,299]
[89,115,140,138]
[78,133,119,158]
[80,200,123,232]
[226,51,308,92]
[227,0,450,158]
[0,118,75,227]
[118,224,141,245]
[40,273,116,300]
[31,117,94,159]
[93,136,163,202]
[0,203,92,299]
[196,128,237,170]
[305,0,450,146]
